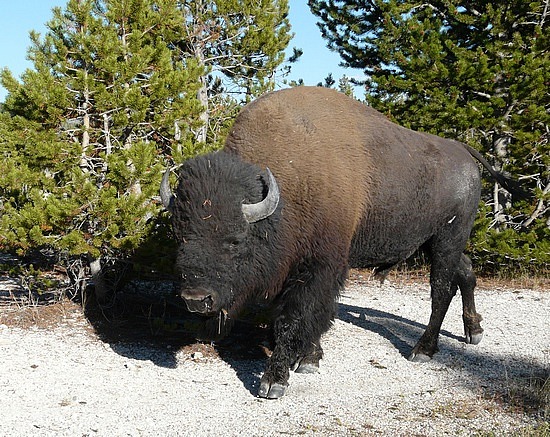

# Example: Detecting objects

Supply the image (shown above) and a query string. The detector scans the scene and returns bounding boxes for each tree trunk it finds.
[521,182,550,228]
[88,256,108,301]
[80,84,91,172]
[196,76,208,143]
[492,134,512,228]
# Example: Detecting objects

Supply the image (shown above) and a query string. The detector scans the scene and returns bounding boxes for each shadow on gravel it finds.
[339,303,463,357]
[214,323,271,396]
[82,289,547,413]
[339,303,549,418]
[83,291,269,395]
[83,293,197,369]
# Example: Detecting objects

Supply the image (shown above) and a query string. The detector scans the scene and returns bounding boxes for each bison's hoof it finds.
[295,362,319,374]
[465,331,483,345]
[258,381,287,399]
[408,352,432,363]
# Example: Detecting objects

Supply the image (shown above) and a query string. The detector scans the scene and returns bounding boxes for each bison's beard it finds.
[194,310,235,342]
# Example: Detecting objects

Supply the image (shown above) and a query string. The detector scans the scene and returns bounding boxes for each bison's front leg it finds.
[257,315,296,399]
[258,263,341,399]
[294,342,324,374]
[259,338,325,398]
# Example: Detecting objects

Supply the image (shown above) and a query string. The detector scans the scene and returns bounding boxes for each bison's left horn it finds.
[242,168,280,223]
[160,167,174,210]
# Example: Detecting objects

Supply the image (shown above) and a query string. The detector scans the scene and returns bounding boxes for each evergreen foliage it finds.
[310,0,549,272]
[0,0,293,290]
[2,0,203,260]
[175,0,293,143]
[315,73,356,98]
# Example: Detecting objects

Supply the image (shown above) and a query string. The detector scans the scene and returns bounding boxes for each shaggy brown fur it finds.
[166,87,501,399]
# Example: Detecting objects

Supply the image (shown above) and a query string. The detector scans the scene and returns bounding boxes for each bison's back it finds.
[224,87,480,268]
[225,87,374,245]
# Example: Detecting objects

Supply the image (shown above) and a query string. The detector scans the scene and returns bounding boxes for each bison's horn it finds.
[242,168,280,223]
[160,167,174,210]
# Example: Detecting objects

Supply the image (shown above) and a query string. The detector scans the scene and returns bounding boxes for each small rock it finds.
[191,352,203,360]
[124,362,137,371]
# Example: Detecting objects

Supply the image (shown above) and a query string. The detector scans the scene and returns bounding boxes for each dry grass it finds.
[476,274,550,292]
[515,422,550,437]
[430,374,549,429]
[426,377,549,437]
[431,398,488,420]
[0,299,84,329]
[475,422,550,437]
[349,267,550,291]
[498,371,550,421]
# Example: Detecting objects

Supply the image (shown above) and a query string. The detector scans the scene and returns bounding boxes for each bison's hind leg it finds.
[408,250,483,362]
[408,240,463,362]
[456,254,483,345]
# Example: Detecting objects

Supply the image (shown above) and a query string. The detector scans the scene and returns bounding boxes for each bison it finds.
[160,86,523,399]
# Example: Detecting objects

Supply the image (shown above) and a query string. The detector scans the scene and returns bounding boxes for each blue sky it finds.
[0,1,363,102]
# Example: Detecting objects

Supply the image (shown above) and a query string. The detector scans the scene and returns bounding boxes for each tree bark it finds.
[88,256,108,301]
[521,182,550,228]
[492,134,512,228]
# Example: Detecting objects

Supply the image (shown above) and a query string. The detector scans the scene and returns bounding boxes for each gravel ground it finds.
[1,275,548,436]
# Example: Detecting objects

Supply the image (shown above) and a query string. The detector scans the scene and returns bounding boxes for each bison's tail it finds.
[463,144,531,201]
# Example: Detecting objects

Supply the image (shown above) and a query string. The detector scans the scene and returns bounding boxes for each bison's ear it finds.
[160,167,175,211]
[241,168,280,223]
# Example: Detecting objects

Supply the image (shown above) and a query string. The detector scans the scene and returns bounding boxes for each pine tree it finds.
[338,75,355,98]
[317,72,336,88]
[1,0,204,295]
[173,0,292,144]
[314,73,356,99]
[0,0,294,295]
[309,0,549,271]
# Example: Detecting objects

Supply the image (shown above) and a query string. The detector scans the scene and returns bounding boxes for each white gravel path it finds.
[1,279,548,436]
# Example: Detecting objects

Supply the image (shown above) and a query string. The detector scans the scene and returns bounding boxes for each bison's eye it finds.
[225,234,245,249]
[227,238,241,247]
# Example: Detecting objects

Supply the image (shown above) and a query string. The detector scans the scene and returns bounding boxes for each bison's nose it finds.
[180,288,217,314]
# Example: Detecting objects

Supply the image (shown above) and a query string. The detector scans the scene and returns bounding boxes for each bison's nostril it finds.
[202,295,213,311]
[181,289,217,314]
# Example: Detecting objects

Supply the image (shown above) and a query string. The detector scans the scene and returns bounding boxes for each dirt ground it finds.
[1,268,549,436]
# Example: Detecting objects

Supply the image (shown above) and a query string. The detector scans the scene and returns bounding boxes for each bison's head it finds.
[160,152,282,323]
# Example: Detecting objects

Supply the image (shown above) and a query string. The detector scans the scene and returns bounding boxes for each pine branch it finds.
[521,182,550,227]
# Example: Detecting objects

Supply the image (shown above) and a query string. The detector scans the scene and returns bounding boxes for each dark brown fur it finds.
[170,87,488,398]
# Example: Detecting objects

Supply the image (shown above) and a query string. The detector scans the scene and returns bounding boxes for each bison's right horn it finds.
[160,167,174,210]
[242,168,280,223]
